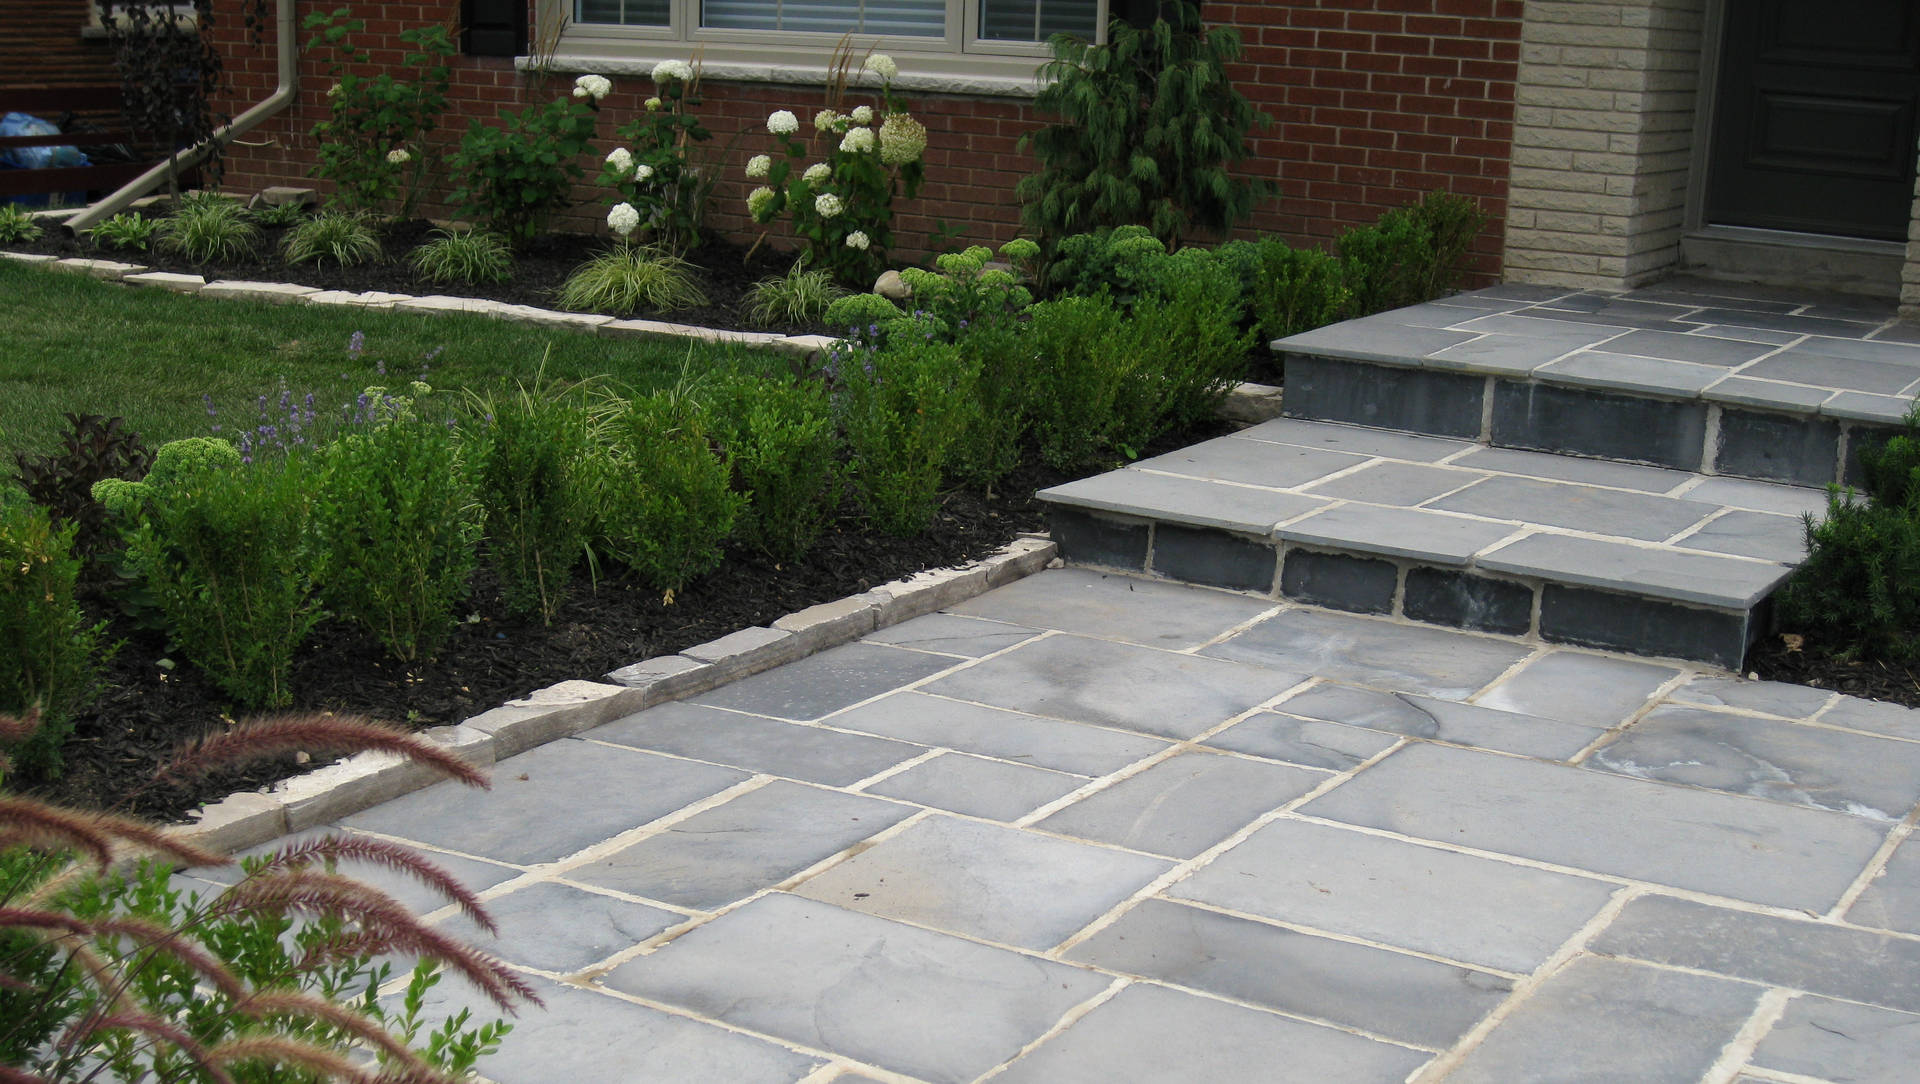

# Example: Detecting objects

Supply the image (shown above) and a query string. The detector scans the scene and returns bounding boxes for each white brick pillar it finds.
[1501,0,1706,290]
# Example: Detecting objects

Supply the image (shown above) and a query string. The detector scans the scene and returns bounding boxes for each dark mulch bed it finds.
[8,215,824,336]
[1747,633,1920,711]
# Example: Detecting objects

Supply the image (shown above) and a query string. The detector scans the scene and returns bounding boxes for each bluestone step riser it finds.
[1283,353,1897,488]
[1049,509,1757,669]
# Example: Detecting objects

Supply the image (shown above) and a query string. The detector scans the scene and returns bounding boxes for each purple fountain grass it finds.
[161,713,490,792]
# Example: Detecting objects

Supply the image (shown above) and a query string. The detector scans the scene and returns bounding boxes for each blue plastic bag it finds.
[0,112,90,171]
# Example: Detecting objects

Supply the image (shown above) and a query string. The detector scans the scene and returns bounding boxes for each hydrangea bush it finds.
[303,8,454,218]
[746,53,929,286]
[449,75,608,244]
[598,60,714,253]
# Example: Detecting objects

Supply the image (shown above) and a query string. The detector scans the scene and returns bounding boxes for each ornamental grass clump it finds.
[88,211,161,252]
[411,224,514,285]
[281,210,383,268]
[744,260,848,326]
[156,192,259,264]
[746,48,929,285]
[557,242,707,315]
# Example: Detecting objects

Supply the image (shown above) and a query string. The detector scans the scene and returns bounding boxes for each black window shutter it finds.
[463,0,528,56]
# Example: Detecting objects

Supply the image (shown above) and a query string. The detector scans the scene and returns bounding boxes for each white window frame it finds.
[534,0,1105,96]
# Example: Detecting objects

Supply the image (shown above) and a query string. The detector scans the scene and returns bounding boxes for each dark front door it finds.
[1706,1,1920,241]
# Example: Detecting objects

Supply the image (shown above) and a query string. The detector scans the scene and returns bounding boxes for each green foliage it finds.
[707,373,842,561]
[449,93,602,243]
[589,392,744,592]
[0,497,104,779]
[1410,191,1488,300]
[104,441,323,708]
[88,211,161,252]
[1046,225,1171,303]
[1246,241,1351,342]
[946,318,1030,489]
[411,225,514,285]
[157,192,260,264]
[1023,294,1148,471]
[468,371,596,623]
[304,6,455,217]
[0,205,42,244]
[13,412,154,564]
[598,63,714,252]
[744,261,848,326]
[104,0,227,196]
[823,291,906,332]
[247,198,310,228]
[557,243,707,315]
[1018,2,1271,252]
[836,324,982,535]
[1128,248,1255,430]
[280,210,383,268]
[312,393,481,663]
[897,245,1035,332]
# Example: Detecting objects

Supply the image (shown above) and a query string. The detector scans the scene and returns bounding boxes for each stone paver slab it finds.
[1446,444,1695,493]
[1277,504,1518,566]
[1298,460,1485,505]
[433,880,680,972]
[1536,350,1727,397]
[1750,995,1920,1083]
[1476,533,1788,608]
[1824,390,1917,423]
[1036,751,1322,858]
[1704,374,1834,412]
[950,567,1276,650]
[994,981,1431,1083]
[1590,704,1920,821]
[1170,818,1616,973]
[1603,327,1775,365]
[1674,509,1808,564]
[1269,682,1605,759]
[1431,475,1716,542]
[861,612,1040,656]
[1594,894,1920,1013]
[794,815,1170,949]
[1846,834,1920,934]
[570,780,912,910]
[1276,318,1477,362]
[830,690,1168,776]
[863,751,1088,822]
[1819,695,1920,740]
[1443,956,1758,1084]
[1039,469,1326,535]
[1428,331,1597,373]
[590,701,922,786]
[602,893,1110,1084]
[176,828,522,916]
[1678,475,1832,518]
[1235,417,1475,462]
[1203,712,1401,770]
[1474,650,1679,727]
[925,634,1304,740]
[1302,743,1890,911]
[1667,674,1832,718]
[340,739,748,865]
[1743,351,1920,396]
[1067,899,1512,1048]
[690,641,954,721]
[1201,609,1533,700]
[1130,434,1367,488]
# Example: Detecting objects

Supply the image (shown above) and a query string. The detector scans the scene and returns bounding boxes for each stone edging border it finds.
[170,536,1058,854]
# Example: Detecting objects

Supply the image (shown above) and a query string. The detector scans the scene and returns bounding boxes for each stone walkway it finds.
[179,567,1920,1083]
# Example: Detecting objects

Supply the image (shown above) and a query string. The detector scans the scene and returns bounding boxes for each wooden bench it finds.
[0,83,184,201]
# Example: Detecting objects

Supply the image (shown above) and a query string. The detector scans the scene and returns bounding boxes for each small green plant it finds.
[824,291,907,333]
[1242,241,1351,341]
[589,390,745,593]
[411,225,514,285]
[836,323,983,536]
[0,496,105,780]
[897,243,1037,333]
[247,197,310,227]
[1127,247,1254,430]
[312,388,481,663]
[281,210,383,267]
[0,204,45,243]
[156,192,260,264]
[469,367,597,624]
[1019,2,1271,253]
[1337,206,1434,317]
[1410,191,1488,300]
[708,373,842,561]
[305,6,456,217]
[88,211,161,251]
[1023,294,1147,471]
[450,90,603,243]
[598,60,714,253]
[557,243,707,315]
[744,261,848,326]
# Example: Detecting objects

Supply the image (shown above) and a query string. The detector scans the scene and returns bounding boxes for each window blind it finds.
[575,0,670,26]
[978,0,1098,41]
[701,0,945,37]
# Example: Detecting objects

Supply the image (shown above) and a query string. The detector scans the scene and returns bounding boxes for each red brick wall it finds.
[205,1,1520,276]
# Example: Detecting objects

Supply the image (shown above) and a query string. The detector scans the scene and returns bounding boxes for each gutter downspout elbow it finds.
[65,0,299,234]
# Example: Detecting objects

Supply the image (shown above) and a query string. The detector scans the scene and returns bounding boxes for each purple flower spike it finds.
[348,330,366,358]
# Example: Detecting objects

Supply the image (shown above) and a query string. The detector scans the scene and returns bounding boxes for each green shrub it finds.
[823,292,906,333]
[838,324,983,535]
[102,439,323,708]
[1410,191,1488,300]
[0,496,105,780]
[1249,242,1351,342]
[469,374,596,623]
[557,243,707,315]
[312,392,481,663]
[744,262,847,326]
[411,225,514,285]
[707,373,842,561]
[590,392,744,593]
[1129,247,1254,431]
[1337,206,1434,317]
[946,318,1032,489]
[304,7,455,218]
[1024,294,1144,471]
[449,94,601,243]
[1018,2,1270,253]
[12,412,154,565]
[156,192,260,264]
[1046,225,1170,304]
[897,244,1035,332]
[88,211,162,252]
[0,204,42,243]
[281,210,383,267]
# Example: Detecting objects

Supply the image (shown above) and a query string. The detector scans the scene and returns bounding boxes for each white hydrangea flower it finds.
[864,53,898,80]
[605,147,634,173]
[814,109,839,132]
[385,147,411,165]
[745,154,772,179]
[607,202,640,237]
[814,193,843,218]
[651,59,693,83]
[767,110,800,135]
[845,230,870,251]
[326,82,343,99]
[747,186,778,218]
[803,162,831,185]
[644,96,663,111]
[878,112,928,166]
[635,163,656,182]
[573,74,612,101]
[850,105,874,125]
[840,127,875,154]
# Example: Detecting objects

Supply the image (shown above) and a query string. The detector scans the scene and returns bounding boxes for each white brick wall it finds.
[1502,0,1707,290]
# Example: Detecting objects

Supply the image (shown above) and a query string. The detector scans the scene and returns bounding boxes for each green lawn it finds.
[0,261,783,456]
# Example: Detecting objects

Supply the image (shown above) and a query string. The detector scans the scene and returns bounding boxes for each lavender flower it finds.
[347,330,366,359]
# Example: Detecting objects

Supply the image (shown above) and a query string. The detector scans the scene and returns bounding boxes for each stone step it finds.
[1273,280,1920,488]
[1039,418,1831,669]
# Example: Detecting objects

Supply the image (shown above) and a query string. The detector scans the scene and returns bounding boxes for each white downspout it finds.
[65,0,299,234]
